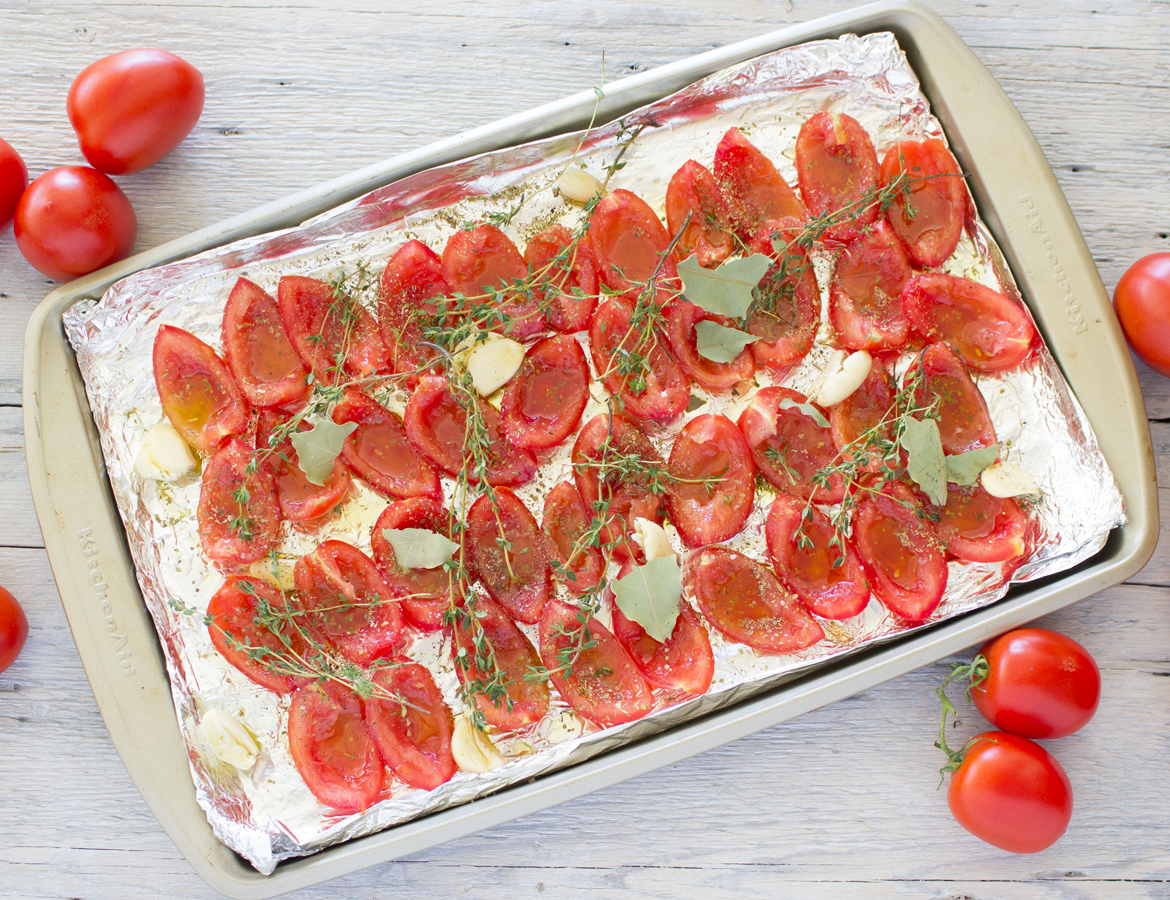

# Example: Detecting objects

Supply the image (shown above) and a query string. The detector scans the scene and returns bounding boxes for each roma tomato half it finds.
[67,48,204,175]
[367,662,457,791]
[278,275,390,380]
[197,439,281,566]
[970,628,1101,739]
[332,390,441,500]
[15,166,136,281]
[288,681,384,812]
[467,487,554,625]
[542,481,605,596]
[713,127,806,236]
[153,324,249,455]
[379,239,451,379]
[829,220,913,352]
[794,111,879,242]
[737,387,844,502]
[524,224,599,333]
[665,159,734,268]
[589,297,690,421]
[1113,252,1170,377]
[206,577,304,694]
[0,138,28,231]
[908,342,997,455]
[947,731,1073,854]
[880,138,967,268]
[370,497,456,632]
[499,335,591,450]
[588,189,677,303]
[664,414,755,548]
[221,277,309,408]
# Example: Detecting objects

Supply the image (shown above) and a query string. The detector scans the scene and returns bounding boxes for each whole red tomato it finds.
[67,48,204,175]
[0,138,28,231]
[971,628,1100,739]
[947,731,1073,853]
[0,586,29,673]
[1114,252,1170,377]
[14,166,137,281]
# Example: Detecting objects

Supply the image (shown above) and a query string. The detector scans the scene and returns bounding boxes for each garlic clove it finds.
[541,711,586,744]
[247,557,297,592]
[135,423,197,481]
[466,337,525,397]
[452,715,505,773]
[632,517,676,561]
[557,167,605,205]
[815,350,872,407]
[200,709,260,770]
[981,462,1040,498]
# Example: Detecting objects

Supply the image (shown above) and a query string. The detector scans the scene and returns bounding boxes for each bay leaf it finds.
[382,527,460,570]
[945,444,1001,486]
[901,416,947,507]
[611,555,683,643]
[290,418,358,486]
[778,396,830,428]
[694,320,757,364]
[677,253,773,319]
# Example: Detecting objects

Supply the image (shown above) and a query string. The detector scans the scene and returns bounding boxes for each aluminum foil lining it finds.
[63,33,1126,875]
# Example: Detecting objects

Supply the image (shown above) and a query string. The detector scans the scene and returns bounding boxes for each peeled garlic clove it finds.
[466,337,525,397]
[134,423,197,481]
[815,350,872,407]
[542,711,586,744]
[200,709,260,770]
[557,167,605,205]
[247,557,296,592]
[632,517,676,561]
[981,462,1039,498]
[452,715,505,773]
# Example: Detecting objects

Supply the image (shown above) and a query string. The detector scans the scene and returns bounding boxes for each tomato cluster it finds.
[3,49,203,280]
[938,628,1100,854]
[156,117,1044,814]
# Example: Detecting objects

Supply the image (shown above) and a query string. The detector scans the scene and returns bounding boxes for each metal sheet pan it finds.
[22,2,1158,896]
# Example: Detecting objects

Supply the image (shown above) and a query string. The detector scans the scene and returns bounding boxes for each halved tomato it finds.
[829,220,913,351]
[523,224,598,333]
[737,387,844,502]
[278,275,390,380]
[293,540,404,666]
[257,411,350,522]
[221,277,309,408]
[908,342,997,455]
[452,594,551,732]
[663,298,756,392]
[589,296,689,421]
[370,497,455,632]
[684,546,824,654]
[665,414,755,548]
[198,438,281,566]
[379,239,450,380]
[829,362,897,474]
[207,577,305,693]
[467,487,554,625]
[935,484,1030,564]
[442,223,543,340]
[744,220,820,370]
[542,481,604,596]
[852,481,947,622]
[367,661,457,791]
[665,159,734,268]
[903,274,1036,372]
[288,681,384,812]
[499,335,590,450]
[764,493,870,620]
[713,127,807,237]
[794,111,879,242]
[404,375,536,486]
[332,390,441,499]
[153,324,249,455]
[587,188,678,303]
[572,412,666,560]
[610,561,714,695]
[880,138,967,268]
[538,599,653,727]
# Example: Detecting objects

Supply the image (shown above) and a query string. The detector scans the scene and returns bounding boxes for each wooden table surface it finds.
[1,1,1168,897]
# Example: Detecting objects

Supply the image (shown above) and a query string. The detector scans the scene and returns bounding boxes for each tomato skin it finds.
[542,481,604,595]
[737,387,845,503]
[665,159,734,268]
[467,487,554,625]
[745,219,820,370]
[442,224,543,339]
[206,577,303,694]
[590,296,690,421]
[67,48,204,175]
[198,439,281,567]
[970,629,1100,739]
[663,299,756,392]
[903,274,1036,372]
[829,220,913,351]
[0,138,28,231]
[665,414,755,548]
[934,484,1029,564]
[452,594,551,732]
[293,540,404,667]
[764,493,870,621]
[713,128,807,236]
[909,342,997,455]
[1113,252,1170,377]
[947,731,1073,853]
[379,239,450,380]
[288,681,385,813]
[524,224,599,333]
[367,662,457,791]
[278,275,390,381]
[794,112,879,242]
[370,497,455,631]
[685,546,825,655]
[332,390,441,500]
[499,335,590,450]
[221,278,309,408]
[587,189,679,303]
[153,324,250,455]
[14,165,137,281]
[852,481,947,622]
[0,586,28,674]
[880,138,967,268]
[538,599,653,727]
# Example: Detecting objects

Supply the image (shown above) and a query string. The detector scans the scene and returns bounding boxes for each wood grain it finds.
[0,1,1167,898]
